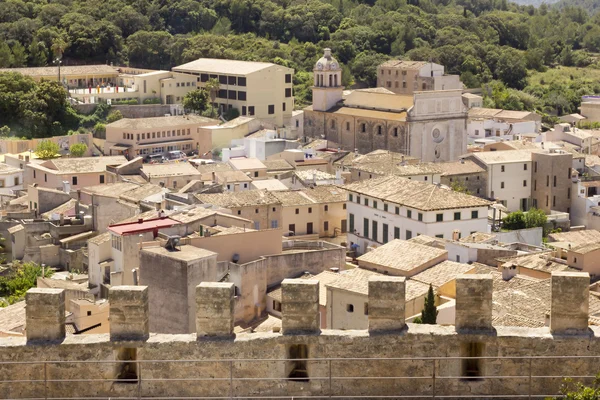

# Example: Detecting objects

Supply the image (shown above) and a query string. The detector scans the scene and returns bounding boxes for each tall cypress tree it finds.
[421,284,438,324]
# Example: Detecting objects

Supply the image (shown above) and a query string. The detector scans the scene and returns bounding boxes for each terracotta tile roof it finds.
[0,64,118,77]
[492,313,545,328]
[470,150,534,164]
[270,190,316,207]
[88,231,111,245]
[295,169,336,181]
[459,232,496,243]
[142,162,201,178]
[196,190,280,208]
[107,115,217,129]
[81,182,139,197]
[436,160,485,176]
[497,252,577,274]
[379,60,428,69]
[344,175,492,211]
[407,235,447,249]
[357,239,447,273]
[0,301,25,334]
[38,156,127,174]
[215,170,253,183]
[548,230,600,247]
[263,159,294,171]
[228,158,267,171]
[301,185,347,203]
[352,162,442,177]
[411,261,475,288]
[570,242,600,254]
[325,268,430,300]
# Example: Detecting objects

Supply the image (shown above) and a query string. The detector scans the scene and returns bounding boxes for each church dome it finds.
[315,48,340,71]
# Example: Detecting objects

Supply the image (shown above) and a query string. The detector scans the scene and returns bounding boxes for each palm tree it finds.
[205,78,220,118]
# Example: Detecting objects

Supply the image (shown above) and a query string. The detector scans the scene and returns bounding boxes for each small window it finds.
[523,180,527,187]
[364,303,369,315]
[395,206,399,215]
[356,196,360,204]
[383,204,388,212]
[553,175,557,187]
[87,311,92,316]
[524,163,527,171]
[364,198,368,206]
[346,304,354,313]
[361,123,366,133]
[268,105,275,115]
[418,213,423,221]
[471,210,479,219]
[237,210,241,215]
[436,234,444,238]
[273,207,276,212]
[407,210,412,219]
[308,207,312,214]
[324,205,329,211]
[255,209,259,214]
[501,182,505,189]
[436,213,443,222]
[285,74,292,83]
[100,175,105,184]
[285,88,292,97]
[349,194,353,202]
[72,176,78,185]
[373,201,377,209]
[295,208,299,214]
[454,212,460,221]
[249,106,255,116]
[501,165,505,172]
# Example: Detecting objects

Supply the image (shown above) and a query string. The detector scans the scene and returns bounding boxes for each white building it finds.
[221,130,300,162]
[467,118,537,142]
[0,163,23,195]
[467,150,534,212]
[344,175,491,255]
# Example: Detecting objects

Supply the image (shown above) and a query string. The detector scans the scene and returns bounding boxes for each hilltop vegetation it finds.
[1,0,600,124]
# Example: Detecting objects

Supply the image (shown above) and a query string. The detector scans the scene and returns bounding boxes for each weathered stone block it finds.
[282,279,319,334]
[455,274,492,331]
[551,271,589,334]
[368,276,406,333]
[196,282,235,338]
[109,286,149,341]
[26,288,65,342]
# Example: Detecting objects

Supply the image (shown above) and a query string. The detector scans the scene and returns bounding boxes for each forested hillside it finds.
[1,0,600,123]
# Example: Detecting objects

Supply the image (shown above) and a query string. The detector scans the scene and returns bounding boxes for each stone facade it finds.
[368,276,406,333]
[2,273,597,399]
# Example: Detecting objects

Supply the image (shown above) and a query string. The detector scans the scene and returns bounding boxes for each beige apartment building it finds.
[195,190,282,230]
[105,115,217,159]
[531,150,573,213]
[376,60,461,95]
[0,65,119,87]
[302,185,348,237]
[26,156,127,191]
[173,59,295,127]
[271,190,321,237]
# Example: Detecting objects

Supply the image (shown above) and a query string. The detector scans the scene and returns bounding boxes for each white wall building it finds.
[0,163,23,195]
[467,119,537,142]
[344,175,491,255]
[467,150,533,212]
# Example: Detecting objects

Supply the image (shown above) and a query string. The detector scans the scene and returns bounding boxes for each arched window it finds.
[330,119,336,129]
[377,126,382,135]
[329,75,333,87]
[334,74,338,87]
[422,83,427,90]
[319,74,323,87]
[361,123,366,133]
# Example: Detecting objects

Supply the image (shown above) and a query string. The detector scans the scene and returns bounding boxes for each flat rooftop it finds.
[173,58,283,75]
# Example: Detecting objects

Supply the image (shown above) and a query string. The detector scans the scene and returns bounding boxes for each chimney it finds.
[138,218,143,224]
[452,229,460,241]
[59,213,65,226]
[62,181,71,193]
[354,148,358,155]
[460,158,465,164]
[74,200,80,218]
[312,173,317,185]
[502,265,517,281]
[335,169,341,180]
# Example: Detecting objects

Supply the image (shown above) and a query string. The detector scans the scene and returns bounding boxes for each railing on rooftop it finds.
[0,354,593,399]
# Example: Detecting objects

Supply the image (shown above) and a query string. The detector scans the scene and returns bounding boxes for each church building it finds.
[303,49,468,162]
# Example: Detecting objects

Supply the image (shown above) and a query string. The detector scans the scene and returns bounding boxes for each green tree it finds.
[524,207,547,229]
[556,374,600,400]
[205,78,220,118]
[69,142,88,157]
[182,89,209,114]
[502,210,526,230]
[93,122,106,137]
[0,126,10,137]
[106,110,123,123]
[10,42,27,67]
[35,140,60,160]
[450,180,471,194]
[0,262,53,306]
[421,284,438,324]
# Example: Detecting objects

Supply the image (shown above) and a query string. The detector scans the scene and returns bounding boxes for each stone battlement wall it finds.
[0,272,598,399]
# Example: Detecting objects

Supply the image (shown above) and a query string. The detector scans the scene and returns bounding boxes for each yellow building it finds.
[104,115,218,158]
[173,58,294,127]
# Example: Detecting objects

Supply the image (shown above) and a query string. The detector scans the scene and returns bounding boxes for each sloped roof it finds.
[357,239,447,273]
[39,156,127,174]
[411,261,475,288]
[196,190,280,208]
[301,185,347,203]
[344,175,491,211]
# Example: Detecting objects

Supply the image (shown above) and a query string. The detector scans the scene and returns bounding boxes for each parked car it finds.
[186,149,198,157]
[167,150,186,160]
[145,154,166,163]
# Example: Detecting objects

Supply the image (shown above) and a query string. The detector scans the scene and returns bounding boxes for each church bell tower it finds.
[312,48,344,112]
